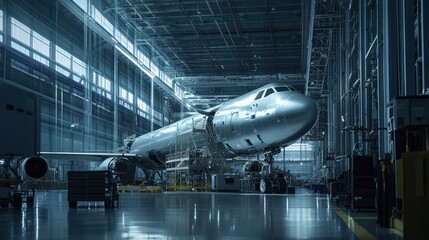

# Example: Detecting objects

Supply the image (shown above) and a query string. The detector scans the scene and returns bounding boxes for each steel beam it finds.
[400,0,416,96]
[377,0,387,159]
[113,2,119,149]
[305,0,315,96]
[422,0,429,93]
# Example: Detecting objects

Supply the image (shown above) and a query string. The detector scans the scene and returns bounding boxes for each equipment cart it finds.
[0,179,35,209]
[67,170,119,208]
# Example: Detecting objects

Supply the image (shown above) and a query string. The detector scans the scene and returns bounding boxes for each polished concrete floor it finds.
[0,188,402,239]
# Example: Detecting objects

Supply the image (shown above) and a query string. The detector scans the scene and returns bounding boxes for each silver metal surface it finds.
[130,83,318,169]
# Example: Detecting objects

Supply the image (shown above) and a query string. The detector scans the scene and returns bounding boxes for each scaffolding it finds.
[165,116,228,191]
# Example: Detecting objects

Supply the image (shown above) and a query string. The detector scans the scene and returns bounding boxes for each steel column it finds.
[399,0,416,96]
[384,0,399,101]
[113,1,119,148]
[150,77,154,132]
[422,0,429,93]
[377,0,388,159]
[83,11,93,152]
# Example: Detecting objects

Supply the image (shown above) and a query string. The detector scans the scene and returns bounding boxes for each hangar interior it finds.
[0,0,428,239]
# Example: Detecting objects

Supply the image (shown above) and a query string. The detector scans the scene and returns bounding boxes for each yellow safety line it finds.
[334,209,376,240]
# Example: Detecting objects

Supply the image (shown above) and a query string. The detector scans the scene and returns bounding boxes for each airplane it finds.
[23,82,318,191]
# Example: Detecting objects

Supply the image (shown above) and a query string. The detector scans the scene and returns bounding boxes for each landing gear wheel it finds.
[260,178,272,194]
[277,177,287,194]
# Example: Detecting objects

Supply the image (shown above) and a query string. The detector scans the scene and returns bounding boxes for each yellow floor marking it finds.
[334,209,377,240]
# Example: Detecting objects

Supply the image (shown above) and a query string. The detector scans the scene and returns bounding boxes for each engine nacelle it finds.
[21,156,49,179]
[96,156,129,174]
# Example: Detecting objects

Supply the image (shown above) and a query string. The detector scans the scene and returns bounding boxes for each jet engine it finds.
[96,156,130,174]
[243,161,262,173]
[96,156,136,185]
[21,156,49,179]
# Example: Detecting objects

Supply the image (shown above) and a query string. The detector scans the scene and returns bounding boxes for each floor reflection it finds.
[0,189,401,239]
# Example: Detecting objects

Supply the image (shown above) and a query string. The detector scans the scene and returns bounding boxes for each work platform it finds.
[165,116,230,191]
[165,150,212,191]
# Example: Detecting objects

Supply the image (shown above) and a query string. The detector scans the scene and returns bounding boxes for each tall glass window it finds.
[11,41,30,56]
[73,0,88,13]
[11,18,31,46]
[92,72,112,99]
[32,32,49,57]
[119,87,133,104]
[55,46,71,69]
[33,53,49,66]
[119,86,134,110]
[150,62,159,78]
[159,72,173,88]
[91,7,113,34]
[115,31,133,54]
[0,10,3,31]
[0,9,4,42]
[55,45,86,81]
[11,18,51,65]
[101,76,111,91]
[72,57,86,77]
[175,84,183,99]
[137,98,149,112]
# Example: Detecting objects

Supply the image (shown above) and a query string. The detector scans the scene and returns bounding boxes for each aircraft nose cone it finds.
[279,93,318,137]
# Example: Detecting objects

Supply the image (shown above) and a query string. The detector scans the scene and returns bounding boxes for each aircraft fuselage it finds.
[129,83,319,170]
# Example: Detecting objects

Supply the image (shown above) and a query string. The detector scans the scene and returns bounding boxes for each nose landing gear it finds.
[259,149,288,194]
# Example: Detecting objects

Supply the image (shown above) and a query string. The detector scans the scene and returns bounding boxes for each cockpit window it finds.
[264,88,275,97]
[289,85,297,91]
[254,90,265,100]
[275,86,290,92]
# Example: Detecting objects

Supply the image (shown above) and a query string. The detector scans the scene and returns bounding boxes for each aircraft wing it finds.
[40,152,137,162]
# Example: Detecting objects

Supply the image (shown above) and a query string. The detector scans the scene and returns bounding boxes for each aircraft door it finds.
[249,89,264,120]
[230,112,239,132]
[250,102,257,119]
